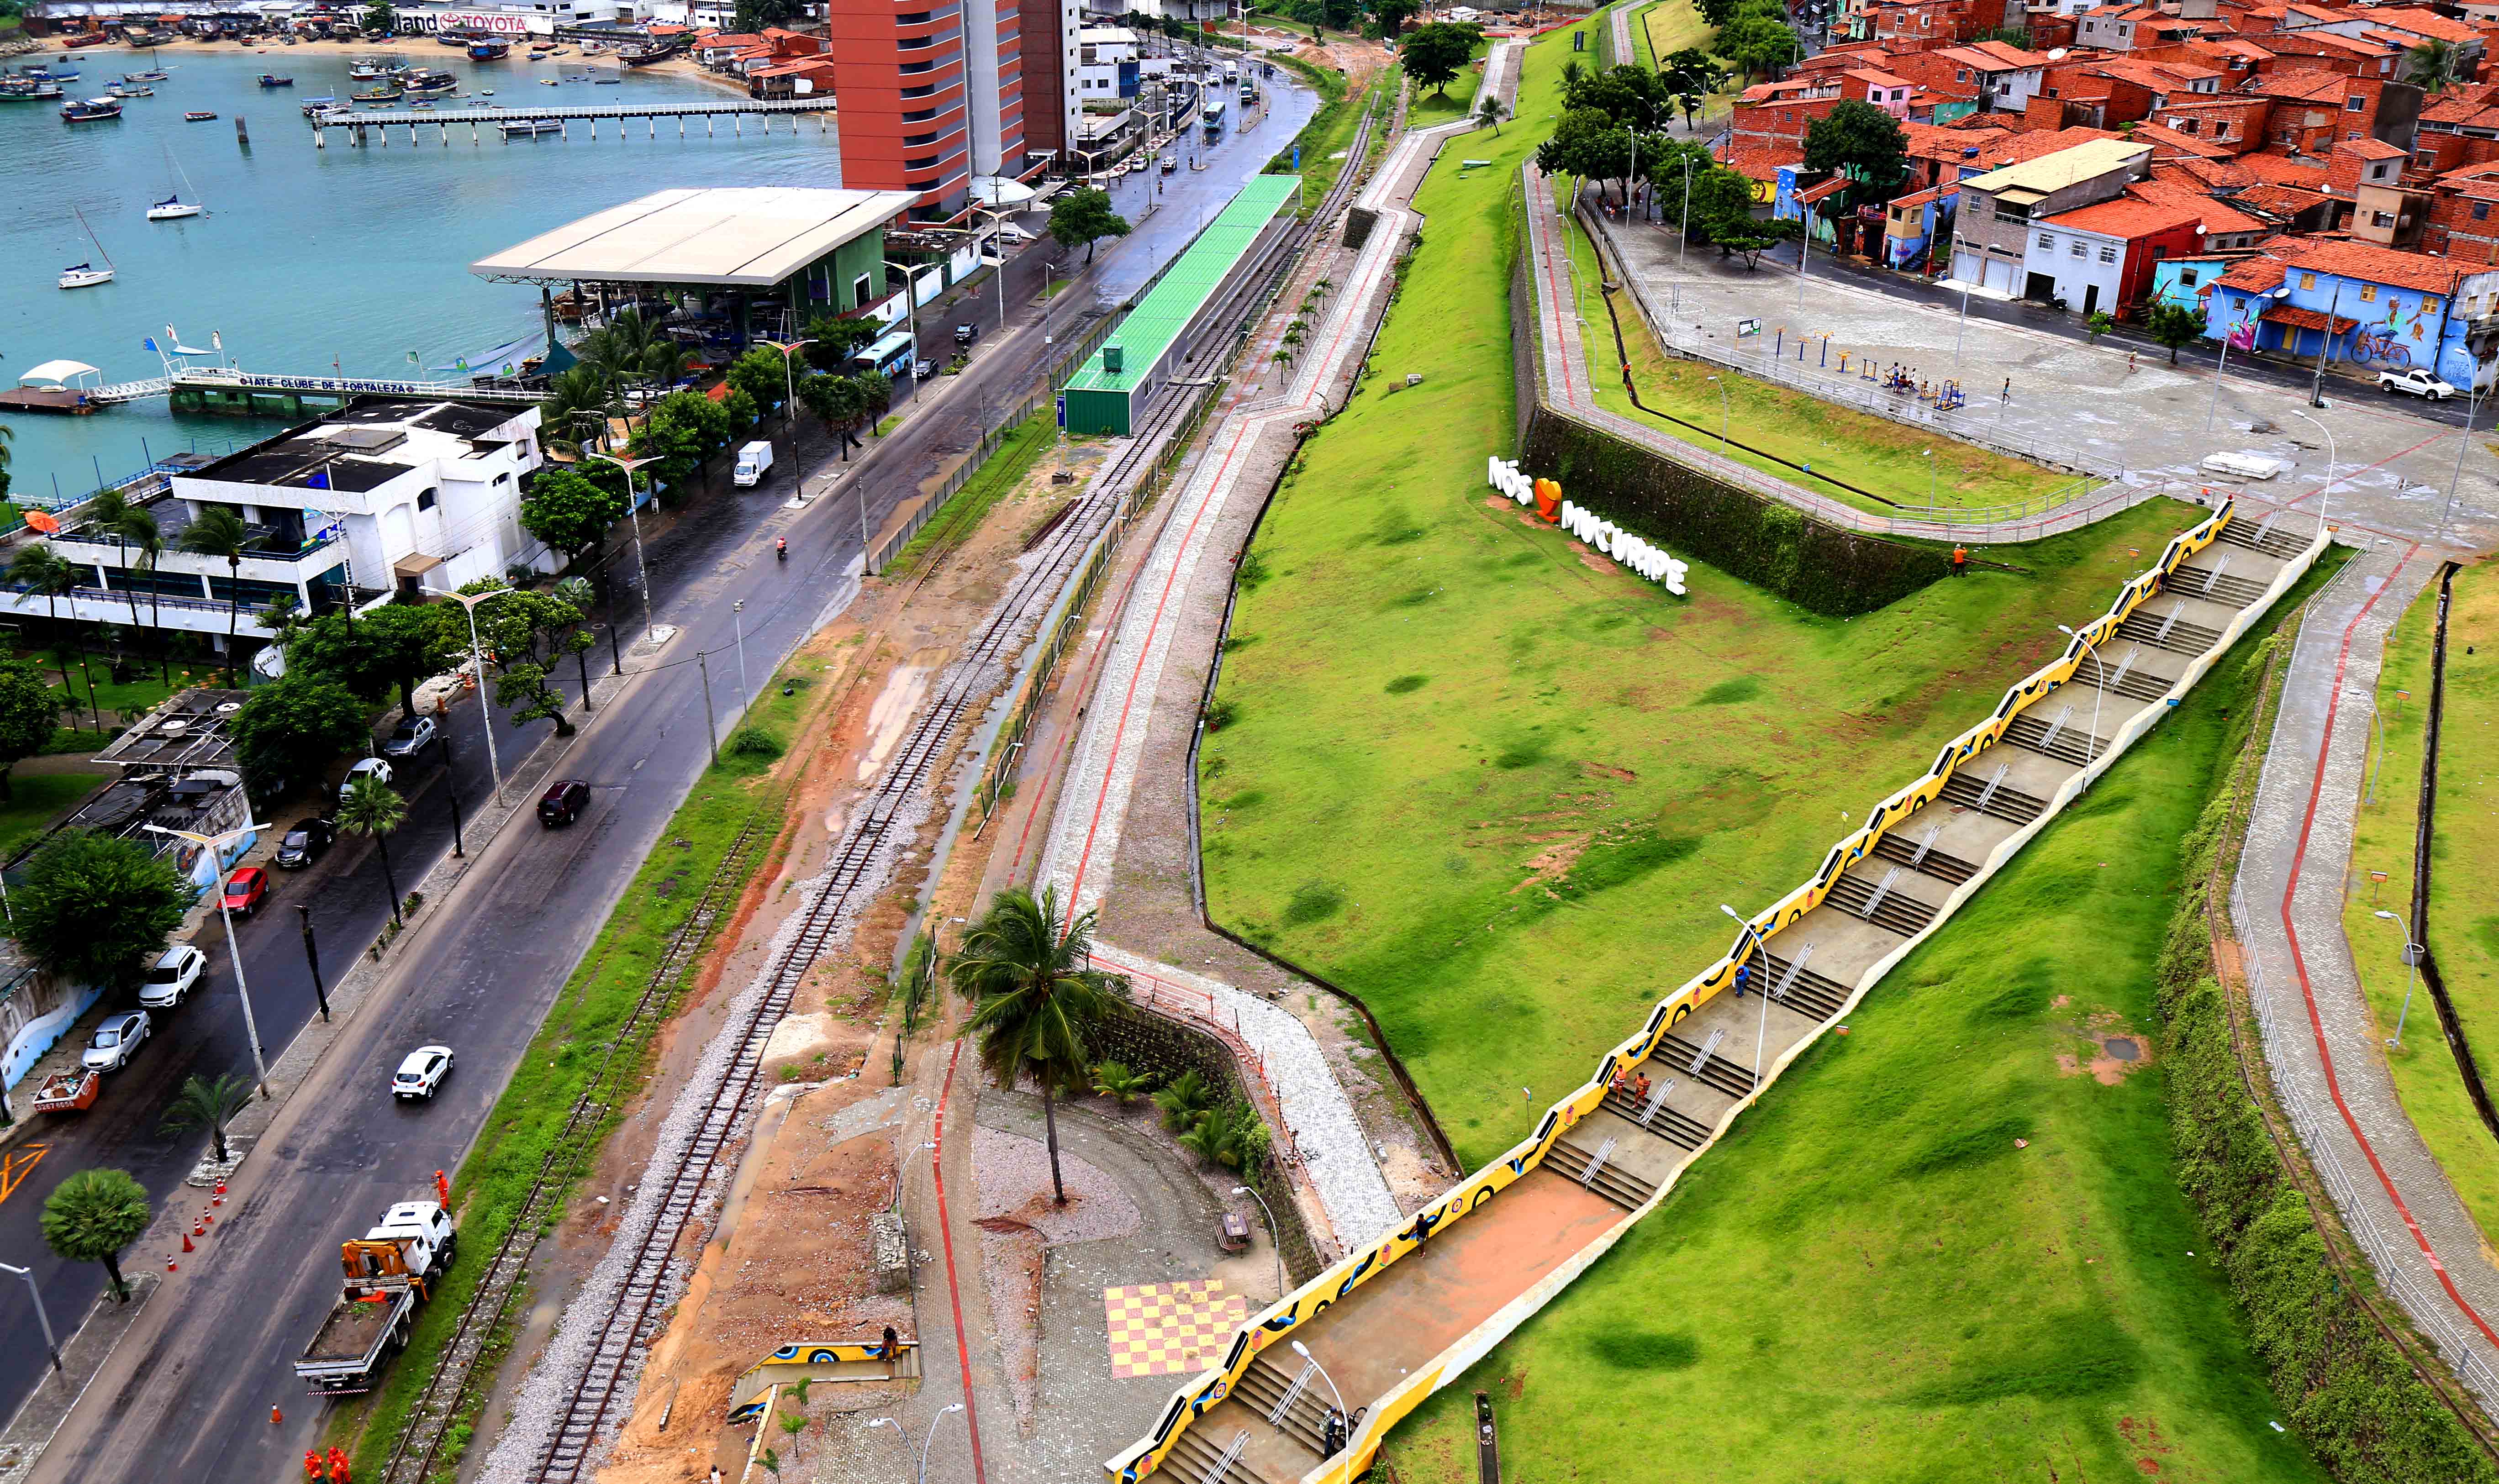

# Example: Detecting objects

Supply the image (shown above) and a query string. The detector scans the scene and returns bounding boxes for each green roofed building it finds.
[1060,174,1304,437]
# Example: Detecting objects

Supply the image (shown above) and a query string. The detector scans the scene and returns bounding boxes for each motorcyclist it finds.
[775,537,787,562]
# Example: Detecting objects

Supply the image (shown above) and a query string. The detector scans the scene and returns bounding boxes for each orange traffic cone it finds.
[201,1210,213,1226]
[191,1217,204,1237]
[215,1179,227,1197]
[165,1254,177,1272]
[271,1405,284,1426]
[181,1231,195,1253]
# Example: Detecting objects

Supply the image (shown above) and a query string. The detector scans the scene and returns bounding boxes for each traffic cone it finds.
[191,1217,204,1237]
[202,1210,213,1226]
[181,1231,194,1253]
[165,1254,177,1272]
[271,1405,284,1426]
[215,1179,227,1197]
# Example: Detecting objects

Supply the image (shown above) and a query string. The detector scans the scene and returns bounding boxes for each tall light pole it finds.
[2056,624,2106,774]
[1289,1339,1350,1455]
[917,1402,965,1484]
[2203,323,2236,436]
[1231,1184,1285,1297]
[756,337,814,498]
[730,600,749,720]
[1678,153,1693,273]
[440,588,507,800]
[1722,901,1774,1079]
[1706,374,1729,459]
[143,820,273,1098]
[2372,907,2424,1047]
[577,442,661,634]
[0,1261,61,1373]
[881,259,938,386]
[2287,406,2339,533]
[2444,381,2484,543]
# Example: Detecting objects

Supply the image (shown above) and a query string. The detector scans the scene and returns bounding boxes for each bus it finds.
[1202,96,1225,136]
[849,328,917,383]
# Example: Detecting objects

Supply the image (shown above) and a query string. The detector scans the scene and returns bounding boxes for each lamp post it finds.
[1722,901,1773,1080]
[2056,624,2106,774]
[2286,406,2338,533]
[916,1403,965,1484]
[1231,1184,1285,1297]
[1289,1340,1350,1456]
[2445,381,2484,543]
[296,902,329,1021]
[756,337,814,499]
[2372,908,2425,1047]
[0,1261,61,1374]
[439,588,506,800]
[731,600,749,721]
[576,442,661,636]
[880,260,938,388]
[143,820,272,1097]
[1678,153,1693,272]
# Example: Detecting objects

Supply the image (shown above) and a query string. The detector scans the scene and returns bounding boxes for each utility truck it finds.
[733,441,775,487]
[294,1200,457,1394]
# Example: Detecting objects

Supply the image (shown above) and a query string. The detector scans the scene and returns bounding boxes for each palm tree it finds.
[115,506,170,683]
[947,886,1126,1204]
[540,363,620,441]
[580,310,686,389]
[9,545,81,697]
[41,1167,151,1302]
[0,422,13,500]
[160,1072,254,1161]
[1476,95,1507,134]
[84,487,148,638]
[2409,38,2460,92]
[339,773,409,926]
[178,505,251,686]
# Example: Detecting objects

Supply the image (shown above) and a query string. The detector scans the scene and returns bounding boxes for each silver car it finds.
[82,1010,152,1072]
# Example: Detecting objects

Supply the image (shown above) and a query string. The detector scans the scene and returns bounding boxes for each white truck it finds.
[294,1200,457,1394]
[733,440,775,487]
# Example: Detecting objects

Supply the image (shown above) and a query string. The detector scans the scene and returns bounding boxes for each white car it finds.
[393,1044,455,1101]
[82,1010,152,1072]
[2378,368,2458,401]
[138,944,207,1009]
[341,756,394,803]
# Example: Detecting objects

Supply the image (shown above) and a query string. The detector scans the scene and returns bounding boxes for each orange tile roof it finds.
[2273,236,2473,293]
[2131,177,2270,232]
[2156,154,2263,189]
[2236,183,2333,216]
[2218,256,2288,289]
[2337,136,2410,160]
[2129,122,2237,158]
[2040,191,2204,237]
[2262,304,2359,332]
[2362,7,2481,42]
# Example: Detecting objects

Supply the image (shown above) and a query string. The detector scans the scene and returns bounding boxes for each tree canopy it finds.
[8,831,192,992]
[1716,0,1798,78]
[629,389,734,500]
[1048,188,1132,263]
[520,464,631,573]
[800,314,882,374]
[231,672,370,799]
[2146,301,2207,363]
[0,660,57,803]
[1562,63,1670,131]
[464,582,594,737]
[1803,99,1910,201]
[286,604,461,716]
[42,1168,152,1302]
[949,885,1127,1202]
[1399,21,1481,97]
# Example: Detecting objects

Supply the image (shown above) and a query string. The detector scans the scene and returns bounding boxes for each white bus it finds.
[849,328,917,382]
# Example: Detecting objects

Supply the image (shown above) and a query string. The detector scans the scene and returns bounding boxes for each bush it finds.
[725,726,786,764]
[1153,1068,1216,1131]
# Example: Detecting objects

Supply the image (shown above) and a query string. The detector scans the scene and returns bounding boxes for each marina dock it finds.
[309,96,836,147]
[63,367,545,417]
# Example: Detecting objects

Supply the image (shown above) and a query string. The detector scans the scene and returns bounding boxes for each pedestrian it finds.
[2128,351,2137,374]
[1952,544,1969,577]
[304,1452,324,1484]
[2002,377,2012,402]
[1734,962,1751,1000]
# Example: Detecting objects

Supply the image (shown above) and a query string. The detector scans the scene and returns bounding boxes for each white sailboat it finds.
[146,145,204,220]
[59,206,113,289]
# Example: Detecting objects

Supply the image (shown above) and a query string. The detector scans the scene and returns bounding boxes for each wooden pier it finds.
[309,96,835,147]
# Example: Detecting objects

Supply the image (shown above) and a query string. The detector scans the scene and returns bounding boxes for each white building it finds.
[1075,24,1137,101]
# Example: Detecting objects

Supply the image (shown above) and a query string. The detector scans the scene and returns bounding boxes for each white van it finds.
[733,440,775,488]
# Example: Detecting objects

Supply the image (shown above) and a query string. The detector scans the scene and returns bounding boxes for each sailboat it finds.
[147,146,204,221]
[59,207,114,289]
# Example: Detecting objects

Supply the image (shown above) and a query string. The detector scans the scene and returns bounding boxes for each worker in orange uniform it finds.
[1951,545,1969,577]
[304,1452,324,1484]
[327,1447,353,1484]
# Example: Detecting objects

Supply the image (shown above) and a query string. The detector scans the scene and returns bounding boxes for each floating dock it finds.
[309,96,835,147]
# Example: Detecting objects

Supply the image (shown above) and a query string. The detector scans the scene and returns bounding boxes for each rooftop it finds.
[470,187,920,289]
[184,400,532,493]
[92,689,252,775]
[1062,175,1301,396]
[1962,136,2150,197]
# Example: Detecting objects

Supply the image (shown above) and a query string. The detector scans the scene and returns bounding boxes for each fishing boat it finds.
[60,96,124,121]
[497,117,563,136]
[298,93,337,114]
[622,40,679,64]
[0,78,64,100]
[401,70,457,96]
[148,146,204,220]
[257,73,293,86]
[104,83,154,97]
[123,69,170,82]
[468,40,509,59]
[593,75,620,84]
[353,84,401,101]
[60,207,114,289]
[184,109,218,120]
[538,76,559,85]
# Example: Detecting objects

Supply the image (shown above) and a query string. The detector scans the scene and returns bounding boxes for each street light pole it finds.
[577,442,662,636]
[2445,382,2484,543]
[1289,1340,1350,1456]
[2373,908,2423,1047]
[0,1261,62,1373]
[1706,374,1728,460]
[2287,406,2339,533]
[1231,1183,1286,1297]
[296,902,329,1021]
[442,589,506,800]
[917,1402,965,1484]
[696,648,718,764]
[143,820,273,1097]
[757,337,816,500]
[2057,624,2107,775]
[731,600,749,720]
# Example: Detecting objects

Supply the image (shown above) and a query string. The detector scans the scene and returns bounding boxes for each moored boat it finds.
[257,73,293,86]
[353,84,401,102]
[497,117,563,137]
[105,83,153,97]
[184,109,217,120]
[123,68,169,81]
[60,96,124,120]
[469,40,510,59]
[298,93,338,114]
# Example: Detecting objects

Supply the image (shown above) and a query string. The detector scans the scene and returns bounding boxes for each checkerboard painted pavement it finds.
[1102,1279,1247,1379]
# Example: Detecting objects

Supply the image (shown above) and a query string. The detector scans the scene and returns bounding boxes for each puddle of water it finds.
[2102,1037,2141,1062]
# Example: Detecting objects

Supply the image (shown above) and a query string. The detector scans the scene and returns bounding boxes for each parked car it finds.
[380,715,438,760]
[221,866,269,917]
[138,944,207,1009]
[341,757,394,802]
[274,817,335,869]
[537,779,591,827]
[392,1045,455,1101]
[82,1010,151,1072]
[2378,368,2458,401]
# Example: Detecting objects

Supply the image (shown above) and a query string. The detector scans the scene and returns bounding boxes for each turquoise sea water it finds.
[0,47,838,500]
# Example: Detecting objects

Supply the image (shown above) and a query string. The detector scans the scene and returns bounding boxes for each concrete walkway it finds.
[2233,546,2499,1408]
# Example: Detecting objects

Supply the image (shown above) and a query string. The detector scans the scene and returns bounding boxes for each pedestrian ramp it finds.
[722,1337,919,1425]
[1104,499,2329,1484]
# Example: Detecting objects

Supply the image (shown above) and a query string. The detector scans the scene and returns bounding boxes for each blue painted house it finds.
[2196,238,2499,391]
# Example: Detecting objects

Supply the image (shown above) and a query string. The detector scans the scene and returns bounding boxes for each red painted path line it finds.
[929,1037,989,1483]
[2276,542,2499,1351]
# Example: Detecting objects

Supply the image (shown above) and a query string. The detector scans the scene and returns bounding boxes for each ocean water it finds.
[0,47,839,501]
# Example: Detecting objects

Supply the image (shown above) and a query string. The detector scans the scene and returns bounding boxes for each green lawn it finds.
[1202,19,2328,1479]
[1266,53,1360,215]
[0,768,110,859]
[884,413,1053,579]
[1560,213,2079,517]
[2342,566,2499,1251]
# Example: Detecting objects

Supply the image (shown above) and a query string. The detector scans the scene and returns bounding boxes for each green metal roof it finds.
[1061,174,1303,397]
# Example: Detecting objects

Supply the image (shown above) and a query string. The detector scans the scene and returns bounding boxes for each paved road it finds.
[0,81,1314,1484]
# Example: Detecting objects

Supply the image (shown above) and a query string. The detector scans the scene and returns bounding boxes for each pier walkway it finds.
[309,95,833,146]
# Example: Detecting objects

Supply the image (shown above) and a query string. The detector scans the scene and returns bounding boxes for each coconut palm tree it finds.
[177,505,251,686]
[160,1072,254,1161]
[83,487,148,638]
[2409,38,2460,92]
[0,422,14,499]
[580,310,686,389]
[947,885,1126,1204]
[1476,95,1507,134]
[540,363,620,442]
[339,773,409,926]
[114,506,170,683]
[8,545,81,697]
[41,1168,151,1302]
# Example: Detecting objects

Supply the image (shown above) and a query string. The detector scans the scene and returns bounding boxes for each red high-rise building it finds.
[825,0,1067,222]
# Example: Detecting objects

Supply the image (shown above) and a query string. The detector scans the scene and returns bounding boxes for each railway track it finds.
[517,104,1384,1484]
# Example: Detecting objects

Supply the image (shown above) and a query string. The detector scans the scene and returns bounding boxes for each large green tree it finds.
[6,545,79,696]
[339,773,410,926]
[1564,63,1670,131]
[465,582,594,737]
[1048,188,1131,263]
[725,347,795,413]
[42,1169,151,1302]
[629,390,734,499]
[0,660,58,803]
[800,314,882,374]
[519,465,630,575]
[287,604,459,716]
[2146,301,2207,364]
[8,831,191,992]
[949,886,1127,1204]
[1399,20,1480,97]
[1717,2,1798,78]
[230,672,369,799]
[1803,98,1910,203]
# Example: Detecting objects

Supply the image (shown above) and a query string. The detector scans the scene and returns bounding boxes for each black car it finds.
[274,817,335,868]
[538,779,591,827]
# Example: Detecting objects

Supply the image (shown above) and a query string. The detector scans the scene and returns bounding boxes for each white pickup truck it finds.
[733,440,775,487]
[294,1200,457,1394]
[2378,368,2459,401]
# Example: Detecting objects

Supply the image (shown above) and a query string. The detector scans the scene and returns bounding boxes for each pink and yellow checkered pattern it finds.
[1102,1279,1248,1379]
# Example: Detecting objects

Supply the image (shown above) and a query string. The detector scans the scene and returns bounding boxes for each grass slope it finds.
[1381,569,2340,1483]
[0,768,109,858]
[884,413,1053,578]
[2342,565,2499,1250]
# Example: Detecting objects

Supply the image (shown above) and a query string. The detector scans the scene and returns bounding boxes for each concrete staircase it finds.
[1544,1135,1658,1209]
[1937,764,2050,825]
[1233,1353,1339,1458]
[1160,1426,1281,1484]
[1734,946,1855,1019]
[2114,603,2227,655]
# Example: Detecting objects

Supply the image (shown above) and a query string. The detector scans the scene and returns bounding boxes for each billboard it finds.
[398,8,556,36]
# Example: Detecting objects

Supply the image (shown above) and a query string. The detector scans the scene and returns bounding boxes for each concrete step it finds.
[1938,767,2048,825]
[1601,1084,1715,1149]
[1165,1424,1283,1484]
[1737,946,1854,1020]
[2168,563,2270,607]
[1870,828,1978,886]
[2114,605,2225,655]
[2214,516,2309,559]
[1233,1354,1336,1458]
[2085,652,2178,703]
[1655,1029,1761,1099]
[1822,871,1938,937]
[2004,710,2107,767]
[1544,1136,1657,1210]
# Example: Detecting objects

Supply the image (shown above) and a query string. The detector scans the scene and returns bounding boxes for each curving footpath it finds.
[2233,545,2499,1407]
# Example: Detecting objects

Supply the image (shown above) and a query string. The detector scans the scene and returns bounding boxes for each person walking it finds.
[1734,962,1752,1000]
[2002,377,2013,402]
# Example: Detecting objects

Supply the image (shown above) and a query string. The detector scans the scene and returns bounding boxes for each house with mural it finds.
[2188,237,2499,390]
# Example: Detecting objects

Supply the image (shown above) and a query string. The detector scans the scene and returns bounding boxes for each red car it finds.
[221,866,269,917]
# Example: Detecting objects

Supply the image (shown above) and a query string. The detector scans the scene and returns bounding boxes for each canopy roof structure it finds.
[469,187,921,289]
[17,360,100,388]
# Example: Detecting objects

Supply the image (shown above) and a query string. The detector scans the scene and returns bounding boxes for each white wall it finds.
[2021,225,2126,312]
